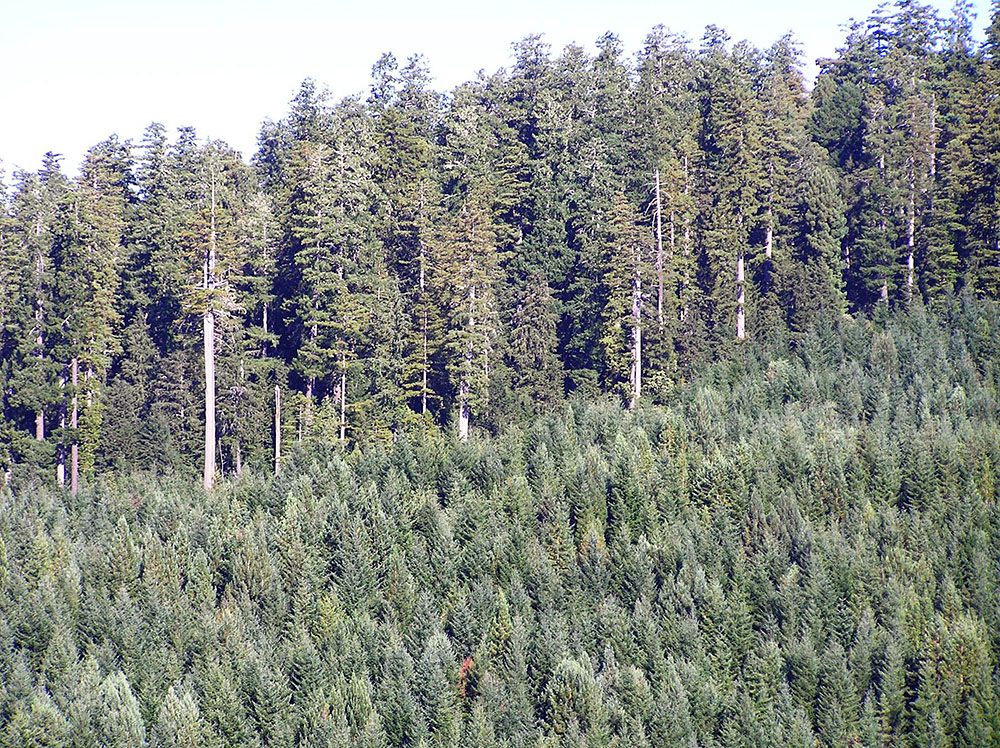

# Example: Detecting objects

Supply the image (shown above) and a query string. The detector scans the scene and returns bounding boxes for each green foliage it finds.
[6,3,1000,470]
[0,302,998,746]
[2,8,1000,746]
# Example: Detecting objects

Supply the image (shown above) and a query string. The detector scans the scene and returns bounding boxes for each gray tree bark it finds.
[274,384,281,474]
[203,165,218,492]
[70,357,78,495]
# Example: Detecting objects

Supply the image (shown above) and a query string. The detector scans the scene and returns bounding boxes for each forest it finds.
[2,306,1000,746]
[1,0,1000,744]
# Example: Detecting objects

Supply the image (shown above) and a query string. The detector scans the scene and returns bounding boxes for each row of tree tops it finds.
[1,0,999,489]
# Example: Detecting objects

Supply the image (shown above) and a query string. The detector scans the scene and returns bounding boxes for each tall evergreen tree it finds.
[438,189,500,439]
[599,191,646,408]
[697,29,764,341]
[57,136,132,490]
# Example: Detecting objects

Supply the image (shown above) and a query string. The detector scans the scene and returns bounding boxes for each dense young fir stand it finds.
[2,2,1000,746]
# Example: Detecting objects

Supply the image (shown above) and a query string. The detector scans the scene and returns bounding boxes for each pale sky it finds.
[0,0,991,177]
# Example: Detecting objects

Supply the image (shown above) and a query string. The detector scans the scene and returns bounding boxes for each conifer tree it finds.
[97,671,146,748]
[697,30,764,341]
[963,0,1000,295]
[758,34,811,327]
[57,136,132,489]
[508,271,561,413]
[184,142,244,489]
[786,148,848,331]
[5,157,67,477]
[374,96,444,420]
[599,191,646,408]
[151,685,214,748]
[438,189,500,439]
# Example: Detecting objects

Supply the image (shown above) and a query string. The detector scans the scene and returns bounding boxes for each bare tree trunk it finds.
[680,155,691,324]
[765,160,775,263]
[929,92,936,179]
[274,384,281,474]
[204,312,216,490]
[57,370,66,486]
[35,217,45,443]
[736,250,746,341]
[669,208,676,302]
[765,208,773,261]
[262,303,269,356]
[419,221,429,416]
[458,379,470,440]
[878,138,889,304]
[459,285,474,441]
[304,322,317,434]
[879,214,889,304]
[262,220,270,357]
[70,358,78,495]
[906,159,915,301]
[34,360,44,441]
[422,310,429,416]
[629,243,642,410]
[339,354,347,444]
[203,167,217,492]
[654,168,664,333]
[235,359,245,476]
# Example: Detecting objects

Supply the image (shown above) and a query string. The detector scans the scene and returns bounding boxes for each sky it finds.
[0,0,992,177]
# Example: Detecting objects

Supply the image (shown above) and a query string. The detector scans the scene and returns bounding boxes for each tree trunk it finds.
[422,310,429,416]
[204,309,216,490]
[262,303,269,357]
[57,370,66,486]
[274,384,281,474]
[203,167,218,492]
[70,357,78,495]
[929,92,936,179]
[654,168,664,333]
[420,229,429,416]
[340,355,347,443]
[84,366,93,476]
[680,155,691,324]
[765,161,775,263]
[629,242,642,410]
[879,203,889,304]
[458,379,470,440]
[736,250,746,341]
[304,322,317,434]
[35,217,45,443]
[235,359,245,476]
[669,207,676,307]
[906,159,915,300]
[765,208,773,261]
[459,284,474,441]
